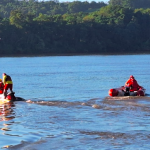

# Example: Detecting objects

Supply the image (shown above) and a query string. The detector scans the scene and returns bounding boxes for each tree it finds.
[9,10,26,28]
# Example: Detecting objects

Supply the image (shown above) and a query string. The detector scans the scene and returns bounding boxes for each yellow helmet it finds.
[0,79,2,82]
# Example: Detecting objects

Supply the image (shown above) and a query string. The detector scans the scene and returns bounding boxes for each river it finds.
[0,55,150,150]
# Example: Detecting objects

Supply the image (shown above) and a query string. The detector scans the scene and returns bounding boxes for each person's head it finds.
[3,73,6,76]
[0,79,2,82]
[130,75,134,79]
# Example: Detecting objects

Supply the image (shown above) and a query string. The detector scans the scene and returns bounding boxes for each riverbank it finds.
[1,52,150,57]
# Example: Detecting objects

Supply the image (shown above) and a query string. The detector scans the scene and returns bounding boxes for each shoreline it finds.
[0,52,150,57]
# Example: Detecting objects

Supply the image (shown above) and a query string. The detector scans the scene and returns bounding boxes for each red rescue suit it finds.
[0,82,4,94]
[125,78,141,92]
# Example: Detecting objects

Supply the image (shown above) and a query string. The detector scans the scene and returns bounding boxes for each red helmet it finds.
[130,75,134,79]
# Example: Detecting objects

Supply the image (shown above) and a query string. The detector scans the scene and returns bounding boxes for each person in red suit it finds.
[3,73,13,98]
[0,79,4,94]
[125,75,142,92]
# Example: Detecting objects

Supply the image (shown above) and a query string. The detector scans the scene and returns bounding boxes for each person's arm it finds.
[125,79,130,86]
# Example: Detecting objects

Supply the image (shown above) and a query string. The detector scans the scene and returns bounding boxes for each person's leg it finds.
[3,84,8,99]
[9,84,13,92]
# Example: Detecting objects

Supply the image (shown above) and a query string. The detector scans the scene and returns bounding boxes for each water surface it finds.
[0,55,150,149]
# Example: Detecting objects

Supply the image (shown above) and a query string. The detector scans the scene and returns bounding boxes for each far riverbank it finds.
[1,52,150,57]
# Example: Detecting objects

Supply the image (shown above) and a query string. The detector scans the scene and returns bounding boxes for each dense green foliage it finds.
[109,0,150,9]
[0,0,106,18]
[0,0,150,56]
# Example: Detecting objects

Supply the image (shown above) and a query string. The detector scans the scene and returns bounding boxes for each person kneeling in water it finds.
[3,73,13,99]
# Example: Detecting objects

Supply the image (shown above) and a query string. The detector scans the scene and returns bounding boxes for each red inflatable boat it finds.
[109,86,146,97]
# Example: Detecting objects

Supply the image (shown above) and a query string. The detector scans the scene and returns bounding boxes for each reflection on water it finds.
[0,102,15,148]
[0,102,15,122]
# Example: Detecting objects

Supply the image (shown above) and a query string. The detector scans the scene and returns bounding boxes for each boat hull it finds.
[109,86,146,97]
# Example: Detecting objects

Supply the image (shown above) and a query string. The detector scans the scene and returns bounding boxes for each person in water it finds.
[0,79,4,94]
[125,75,142,92]
[3,73,13,98]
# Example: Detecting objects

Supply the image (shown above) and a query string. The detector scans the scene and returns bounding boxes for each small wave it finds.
[25,97,106,110]
[26,99,89,107]
[104,96,150,101]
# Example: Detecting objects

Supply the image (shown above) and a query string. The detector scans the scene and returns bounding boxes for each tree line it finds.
[0,0,150,56]
[0,0,106,18]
